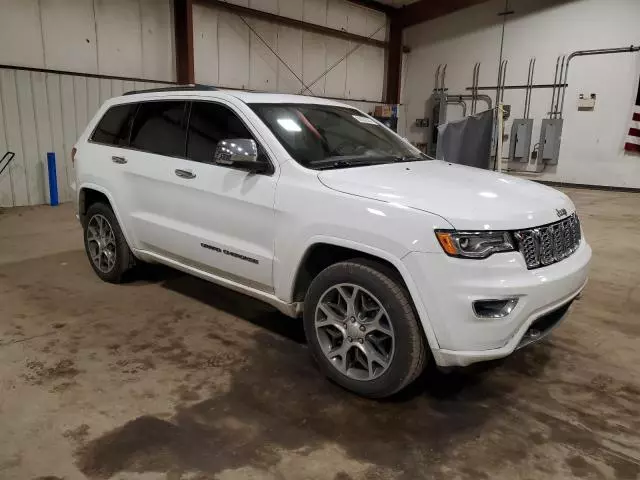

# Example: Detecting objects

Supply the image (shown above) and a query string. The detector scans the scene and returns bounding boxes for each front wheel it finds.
[303,260,427,398]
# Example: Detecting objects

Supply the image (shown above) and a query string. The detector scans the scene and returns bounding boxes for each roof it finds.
[117,86,355,109]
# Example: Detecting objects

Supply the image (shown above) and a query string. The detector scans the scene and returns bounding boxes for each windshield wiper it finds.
[313,156,395,170]
[392,154,430,162]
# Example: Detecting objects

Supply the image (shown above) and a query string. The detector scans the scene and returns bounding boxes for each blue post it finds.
[47,152,59,206]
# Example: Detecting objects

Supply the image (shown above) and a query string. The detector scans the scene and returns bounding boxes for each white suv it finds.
[72,86,591,398]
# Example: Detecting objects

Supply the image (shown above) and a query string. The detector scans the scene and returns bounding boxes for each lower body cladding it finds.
[404,241,592,367]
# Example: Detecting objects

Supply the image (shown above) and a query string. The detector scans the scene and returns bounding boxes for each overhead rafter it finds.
[393,0,491,28]
[344,0,396,15]
[194,0,388,49]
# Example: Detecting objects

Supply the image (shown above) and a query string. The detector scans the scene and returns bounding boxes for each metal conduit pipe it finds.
[554,56,566,118]
[448,94,493,111]
[447,99,468,117]
[559,45,640,117]
[549,56,562,119]
[440,64,448,91]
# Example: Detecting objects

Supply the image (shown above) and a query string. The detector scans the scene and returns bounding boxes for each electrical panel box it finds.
[508,119,533,162]
[539,119,563,165]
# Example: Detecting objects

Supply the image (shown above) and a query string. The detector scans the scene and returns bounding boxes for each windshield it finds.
[249,103,427,170]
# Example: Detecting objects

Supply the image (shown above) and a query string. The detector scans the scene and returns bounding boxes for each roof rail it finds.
[123,84,218,96]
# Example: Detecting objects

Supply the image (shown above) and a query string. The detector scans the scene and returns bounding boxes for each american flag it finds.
[624,76,640,154]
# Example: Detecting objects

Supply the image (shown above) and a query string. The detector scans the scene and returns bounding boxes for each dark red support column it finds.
[174,0,195,84]
[385,17,402,105]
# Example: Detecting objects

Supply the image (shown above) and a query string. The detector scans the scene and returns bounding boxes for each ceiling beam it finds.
[393,0,491,28]
[195,0,388,49]
[344,0,396,15]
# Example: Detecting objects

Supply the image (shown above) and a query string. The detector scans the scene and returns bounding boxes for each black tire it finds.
[83,202,135,283]
[303,259,428,398]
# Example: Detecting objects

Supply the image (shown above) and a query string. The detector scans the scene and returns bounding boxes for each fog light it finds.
[472,298,518,318]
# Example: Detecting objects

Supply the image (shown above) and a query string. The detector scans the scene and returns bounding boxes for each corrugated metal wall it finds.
[194,0,387,101]
[0,68,166,207]
[0,0,175,82]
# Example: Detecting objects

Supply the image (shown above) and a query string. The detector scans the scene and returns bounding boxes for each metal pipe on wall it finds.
[549,56,561,119]
[554,56,566,118]
[447,100,468,117]
[471,62,480,115]
[559,45,640,117]
[524,58,535,119]
[448,94,493,111]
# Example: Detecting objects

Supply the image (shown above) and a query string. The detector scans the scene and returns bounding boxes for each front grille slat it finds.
[514,214,581,269]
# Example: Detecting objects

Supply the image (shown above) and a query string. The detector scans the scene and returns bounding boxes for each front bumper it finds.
[403,240,591,367]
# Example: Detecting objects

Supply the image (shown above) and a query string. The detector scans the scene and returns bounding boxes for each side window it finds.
[130,101,188,157]
[91,104,137,146]
[186,101,254,164]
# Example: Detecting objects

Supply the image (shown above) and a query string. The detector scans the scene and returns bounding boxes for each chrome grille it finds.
[514,214,581,269]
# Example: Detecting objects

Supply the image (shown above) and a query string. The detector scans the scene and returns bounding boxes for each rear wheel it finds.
[83,202,135,283]
[303,260,427,398]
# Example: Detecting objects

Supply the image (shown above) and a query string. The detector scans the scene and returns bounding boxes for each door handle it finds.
[112,156,127,164]
[175,169,196,179]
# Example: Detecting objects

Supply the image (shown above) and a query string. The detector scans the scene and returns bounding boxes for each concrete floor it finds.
[0,188,639,480]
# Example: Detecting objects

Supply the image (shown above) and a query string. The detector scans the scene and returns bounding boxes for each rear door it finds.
[120,100,191,252]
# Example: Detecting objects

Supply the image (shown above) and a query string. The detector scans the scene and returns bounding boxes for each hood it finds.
[318,160,574,230]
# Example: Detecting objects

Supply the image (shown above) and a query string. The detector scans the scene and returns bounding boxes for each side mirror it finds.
[214,138,268,173]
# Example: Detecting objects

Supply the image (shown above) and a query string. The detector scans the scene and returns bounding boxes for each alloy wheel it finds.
[86,214,117,273]
[314,283,395,381]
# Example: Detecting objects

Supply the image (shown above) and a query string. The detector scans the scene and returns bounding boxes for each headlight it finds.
[435,230,515,259]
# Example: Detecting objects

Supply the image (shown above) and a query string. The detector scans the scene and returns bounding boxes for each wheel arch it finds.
[78,183,136,250]
[290,239,440,351]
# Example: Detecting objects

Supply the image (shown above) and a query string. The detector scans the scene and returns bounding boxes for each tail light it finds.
[71,147,77,165]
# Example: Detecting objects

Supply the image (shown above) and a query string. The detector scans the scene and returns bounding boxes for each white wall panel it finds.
[140,0,175,82]
[302,32,327,96]
[0,0,43,68]
[278,0,303,20]
[276,26,304,93]
[324,37,348,98]
[0,0,174,82]
[87,78,101,122]
[218,12,250,89]
[326,0,348,31]
[345,43,366,99]
[16,71,46,206]
[40,0,98,73]
[303,0,327,26]
[0,70,29,207]
[95,0,144,78]
[249,20,279,92]
[250,0,278,14]
[365,8,387,41]
[194,4,220,86]
[346,4,367,36]
[0,79,11,207]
